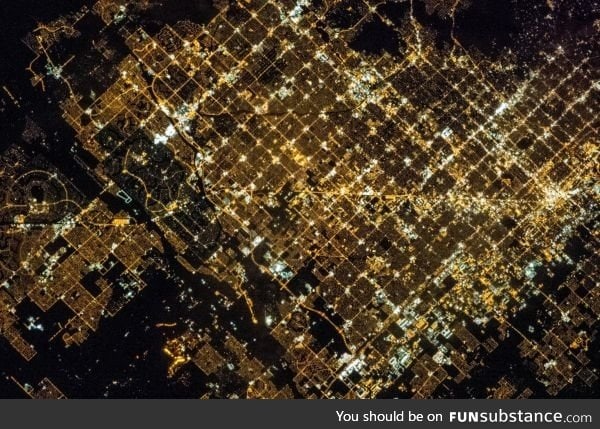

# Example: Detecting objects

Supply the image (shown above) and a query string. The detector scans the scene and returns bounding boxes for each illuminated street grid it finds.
[0,0,598,398]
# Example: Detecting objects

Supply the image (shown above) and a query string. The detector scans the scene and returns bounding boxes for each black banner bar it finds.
[0,399,597,428]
